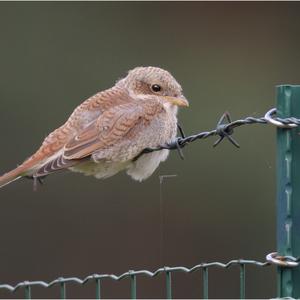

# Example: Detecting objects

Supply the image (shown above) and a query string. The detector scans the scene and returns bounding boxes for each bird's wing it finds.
[17,87,133,169]
[32,100,165,177]
[63,100,165,160]
[29,86,133,159]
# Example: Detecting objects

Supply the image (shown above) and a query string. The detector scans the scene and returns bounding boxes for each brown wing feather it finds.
[0,87,134,187]
[17,87,133,166]
[23,86,132,165]
[26,99,164,179]
[63,100,164,160]
[34,155,79,177]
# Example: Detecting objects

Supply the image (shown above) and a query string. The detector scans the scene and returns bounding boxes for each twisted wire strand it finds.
[136,107,300,159]
[0,259,270,292]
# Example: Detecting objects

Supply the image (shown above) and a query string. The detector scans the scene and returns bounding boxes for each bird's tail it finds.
[0,165,28,189]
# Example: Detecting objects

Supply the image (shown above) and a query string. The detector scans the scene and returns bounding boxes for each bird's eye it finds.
[151,84,162,92]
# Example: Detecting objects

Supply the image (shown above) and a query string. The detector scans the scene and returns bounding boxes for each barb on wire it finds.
[213,111,240,148]
[135,107,300,160]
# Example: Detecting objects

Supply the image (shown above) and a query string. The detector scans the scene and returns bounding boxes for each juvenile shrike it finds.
[0,66,189,188]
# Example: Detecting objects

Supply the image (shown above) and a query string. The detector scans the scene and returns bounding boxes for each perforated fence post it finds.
[276,85,300,298]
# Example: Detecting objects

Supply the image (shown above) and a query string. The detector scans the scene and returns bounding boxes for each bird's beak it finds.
[162,96,189,107]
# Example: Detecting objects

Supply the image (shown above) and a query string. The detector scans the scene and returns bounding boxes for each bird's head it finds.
[117,66,189,110]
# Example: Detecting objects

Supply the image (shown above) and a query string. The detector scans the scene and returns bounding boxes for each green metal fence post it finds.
[277,85,300,298]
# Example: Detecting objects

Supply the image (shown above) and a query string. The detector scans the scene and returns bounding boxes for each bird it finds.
[0,66,189,189]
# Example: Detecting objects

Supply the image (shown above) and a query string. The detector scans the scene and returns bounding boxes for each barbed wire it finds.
[0,259,270,293]
[135,108,300,160]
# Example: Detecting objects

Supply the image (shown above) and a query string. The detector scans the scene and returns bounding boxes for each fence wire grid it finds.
[0,259,271,299]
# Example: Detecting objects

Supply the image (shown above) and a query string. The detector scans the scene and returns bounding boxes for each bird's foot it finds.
[24,175,47,191]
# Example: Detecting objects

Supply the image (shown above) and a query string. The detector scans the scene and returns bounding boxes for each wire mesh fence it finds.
[1,85,300,299]
[0,259,272,299]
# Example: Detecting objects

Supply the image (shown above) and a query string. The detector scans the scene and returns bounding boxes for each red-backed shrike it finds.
[0,66,189,188]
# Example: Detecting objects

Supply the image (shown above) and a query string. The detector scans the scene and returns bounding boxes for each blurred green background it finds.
[0,2,300,298]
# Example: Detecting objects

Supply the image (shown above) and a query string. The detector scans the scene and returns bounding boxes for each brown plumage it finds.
[0,66,189,188]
